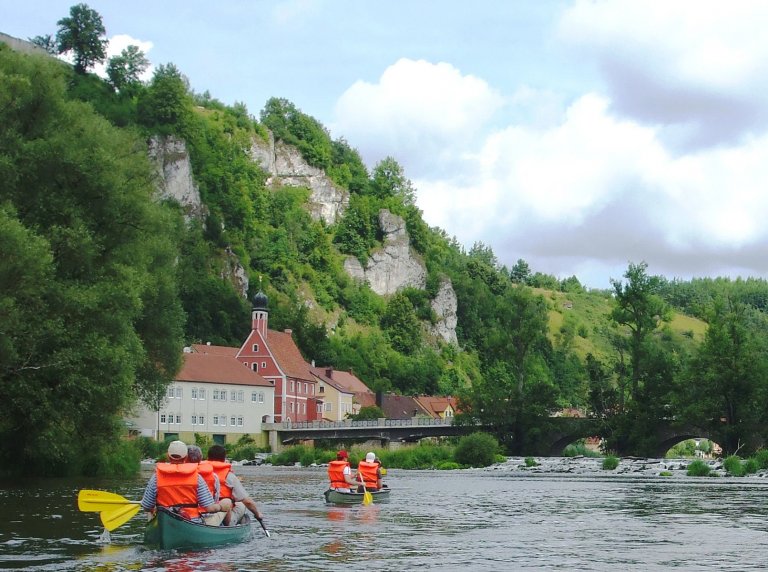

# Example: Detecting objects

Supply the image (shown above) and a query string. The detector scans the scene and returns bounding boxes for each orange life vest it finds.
[328,460,350,489]
[204,460,234,500]
[155,462,202,519]
[197,462,215,497]
[357,461,379,490]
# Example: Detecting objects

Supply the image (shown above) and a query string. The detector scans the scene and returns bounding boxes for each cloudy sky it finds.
[6,1,768,289]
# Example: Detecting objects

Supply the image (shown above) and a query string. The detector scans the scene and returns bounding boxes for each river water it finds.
[0,463,766,571]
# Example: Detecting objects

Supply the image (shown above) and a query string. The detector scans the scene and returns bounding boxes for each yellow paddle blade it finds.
[100,503,141,531]
[362,490,373,506]
[78,489,138,512]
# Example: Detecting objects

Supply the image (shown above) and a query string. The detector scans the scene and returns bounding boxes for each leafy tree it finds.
[380,292,422,354]
[55,3,107,74]
[682,297,768,453]
[352,405,385,420]
[610,262,670,398]
[370,156,416,206]
[0,46,184,475]
[30,34,57,54]
[107,45,149,94]
[137,63,192,132]
[510,258,531,284]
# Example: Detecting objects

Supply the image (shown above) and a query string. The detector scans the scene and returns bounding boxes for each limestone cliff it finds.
[430,278,459,345]
[249,131,348,224]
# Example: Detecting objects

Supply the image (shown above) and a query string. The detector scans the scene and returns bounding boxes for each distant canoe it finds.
[144,507,252,550]
[323,487,391,504]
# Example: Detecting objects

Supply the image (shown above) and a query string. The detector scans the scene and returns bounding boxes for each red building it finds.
[235,291,319,423]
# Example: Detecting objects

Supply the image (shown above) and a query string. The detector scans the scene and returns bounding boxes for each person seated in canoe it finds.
[327,450,359,492]
[356,451,382,492]
[203,444,265,526]
[140,440,231,523]
[187,445,227,526]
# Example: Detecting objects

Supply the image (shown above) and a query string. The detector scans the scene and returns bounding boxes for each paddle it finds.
[255,515,271,537]
[358,473,373,506]
[78,489,142,531]
[78,489,140,512]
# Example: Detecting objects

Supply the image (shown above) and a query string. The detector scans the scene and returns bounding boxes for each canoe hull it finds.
[323,488,391,504]
[144,507,252,550]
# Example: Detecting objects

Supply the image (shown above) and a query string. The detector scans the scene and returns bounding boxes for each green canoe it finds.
[144,507,252,550]
[323,487,391,504]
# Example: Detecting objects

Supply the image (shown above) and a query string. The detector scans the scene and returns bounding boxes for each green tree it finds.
[610,262,670,398]
[30,34,57,54]
[370,157,416,206]
[106,45,149,94]
[683,297,768,454]
[137,63,191,132]
[0,46,184,476]
[55,3,107,74]
[380,292,422,355]
[510,258,531,284]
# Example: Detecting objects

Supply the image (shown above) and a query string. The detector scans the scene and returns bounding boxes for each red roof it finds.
[265,329,314,381]
[326,370,373,394]
[381,394,429,419]
[414,395,460,417]
[191,343,237,356]
[309,367,354,395]
[177,352,272,387]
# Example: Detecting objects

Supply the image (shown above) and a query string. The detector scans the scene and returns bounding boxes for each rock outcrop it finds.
[344,210,427,296]
[250,132,348,224]
[147,135,205,220]
[430,278,458,345]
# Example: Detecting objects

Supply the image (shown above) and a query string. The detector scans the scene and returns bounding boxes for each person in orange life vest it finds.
[356,451,382,492]
[206,444,264,526]
[328,450,358,492]
[187,445,228,526]
[139,440,231,522]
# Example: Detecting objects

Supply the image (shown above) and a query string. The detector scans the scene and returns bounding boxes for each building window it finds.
[175,414,181,424]
[259,392,264,404]
[251,392,258,402]
[213,390,219,401]
[191,388,198,400]
[191,415,197,425]
[243,362,248,368]
[261,361,267,368]
[302,403,306,414]
[237,391,244,402]
[199,388,205,400]
[237,416,243,427]
[324,402,332,412]
[311,385,315,395]
[199,415,205,425]
[230,390,237,401]
[230,416,236,426]
[175,388,182,399]
[304,383,308,394]
[319,385,324,394]
[289,380,294,392]
[213,415,219,426]
[252,343,259,352]
[252,363,258,372]
[160,414,167,423]
[290,402,294,413]
[316,403,322,413]
[166,387,174,398]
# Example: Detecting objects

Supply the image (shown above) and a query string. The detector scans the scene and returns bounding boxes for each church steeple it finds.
[252,276,268,337]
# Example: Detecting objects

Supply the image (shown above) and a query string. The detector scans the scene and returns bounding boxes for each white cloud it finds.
[332,58,504,176]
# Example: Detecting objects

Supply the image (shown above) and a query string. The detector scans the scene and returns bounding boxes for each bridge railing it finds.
[278,417,455,430]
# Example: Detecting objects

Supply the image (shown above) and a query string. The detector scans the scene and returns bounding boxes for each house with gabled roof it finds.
[380,394,430,420]
[321,368,376,415]
[235,291,319,423]
[309,367,355,421]
[127,346,274,447]
[414,395,459,420]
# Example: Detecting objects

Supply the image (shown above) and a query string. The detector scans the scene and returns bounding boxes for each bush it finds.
[687,459,711,477]
[659,471,673,477]
[453,432,500,468]
[754,449,768,469]
[743,458,759,475]
[435,460,461,470]
[602,456,619,470]
[723,455,744,476]
[524,457,538,467]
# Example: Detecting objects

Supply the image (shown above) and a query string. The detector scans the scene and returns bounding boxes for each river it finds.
[0,463,766,571]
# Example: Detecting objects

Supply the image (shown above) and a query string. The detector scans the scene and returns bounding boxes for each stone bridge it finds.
[263,417,761,457]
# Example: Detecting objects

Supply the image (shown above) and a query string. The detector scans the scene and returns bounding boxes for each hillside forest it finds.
[4,5,768,475]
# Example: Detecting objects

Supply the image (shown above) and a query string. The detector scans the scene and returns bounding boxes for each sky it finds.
[6,0,768,289]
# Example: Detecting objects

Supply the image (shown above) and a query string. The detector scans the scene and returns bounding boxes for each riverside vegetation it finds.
[6,4,768,477]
